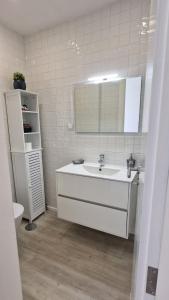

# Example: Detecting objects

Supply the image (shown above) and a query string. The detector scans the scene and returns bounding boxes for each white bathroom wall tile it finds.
[119,34,130,47]
[133,153,146,168]
[124,136,135,154]
[110,2,121,16]
[134,135,147,153]
[119,11,130,24]
[0,23,25,203]
[0,24,25,90]
[24,0,150,207]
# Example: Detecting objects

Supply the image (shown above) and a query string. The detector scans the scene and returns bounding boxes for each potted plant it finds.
[13,72,26,90]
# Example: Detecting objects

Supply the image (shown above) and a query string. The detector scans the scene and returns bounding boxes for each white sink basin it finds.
[83,165,120,176]
[56,162,137,182]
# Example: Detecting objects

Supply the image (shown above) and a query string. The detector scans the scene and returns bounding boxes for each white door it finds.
[133,0,169,299]
[26,150,45,221]
[0,92,23,300]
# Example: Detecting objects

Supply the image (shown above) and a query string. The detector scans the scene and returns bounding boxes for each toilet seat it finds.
[13,203,24,219]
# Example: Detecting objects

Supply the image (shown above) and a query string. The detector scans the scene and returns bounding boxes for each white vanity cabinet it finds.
[56,165,138,239]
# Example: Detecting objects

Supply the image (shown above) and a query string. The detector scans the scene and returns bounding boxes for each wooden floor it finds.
[19,211,134,300]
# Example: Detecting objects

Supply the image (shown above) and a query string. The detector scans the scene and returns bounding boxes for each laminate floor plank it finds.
[19,212,133,300]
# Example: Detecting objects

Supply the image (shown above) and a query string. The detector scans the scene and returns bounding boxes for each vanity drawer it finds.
[57,196,128,238]
[57,173,129,210]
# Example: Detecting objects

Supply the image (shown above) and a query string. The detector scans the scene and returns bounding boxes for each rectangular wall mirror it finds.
[74,77,142,133]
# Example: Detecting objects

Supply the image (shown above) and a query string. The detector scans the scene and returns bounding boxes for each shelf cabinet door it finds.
[26,151,45,220]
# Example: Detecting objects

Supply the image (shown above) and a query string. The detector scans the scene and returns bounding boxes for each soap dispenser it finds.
[127,153,136,169]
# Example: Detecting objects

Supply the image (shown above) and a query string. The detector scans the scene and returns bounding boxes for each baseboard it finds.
[47,205,57,213]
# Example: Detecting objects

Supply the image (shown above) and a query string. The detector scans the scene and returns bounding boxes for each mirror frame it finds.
[73,76,143,134]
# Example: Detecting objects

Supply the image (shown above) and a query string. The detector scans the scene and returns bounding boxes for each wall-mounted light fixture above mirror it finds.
[74,76,142,133]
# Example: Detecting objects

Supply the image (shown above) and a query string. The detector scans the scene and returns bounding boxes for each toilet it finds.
[13,203,24,229]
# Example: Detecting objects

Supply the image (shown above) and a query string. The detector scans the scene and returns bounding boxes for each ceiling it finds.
[0,0,116,36]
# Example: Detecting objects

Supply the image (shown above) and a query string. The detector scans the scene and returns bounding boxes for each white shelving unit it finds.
[5,89,45,223]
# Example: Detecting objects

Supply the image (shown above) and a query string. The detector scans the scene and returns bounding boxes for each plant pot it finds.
[13,79,26,90]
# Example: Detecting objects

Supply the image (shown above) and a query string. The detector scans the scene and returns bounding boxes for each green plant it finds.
[13,72,25,81]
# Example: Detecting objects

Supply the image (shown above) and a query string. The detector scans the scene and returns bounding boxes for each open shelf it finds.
[23,112,40,133]
[24,148,42,153]
[21,93,38,111]
[24,132,41,150]
[24,132,40,135]
[22,111,38,114]
[5,90,42,153]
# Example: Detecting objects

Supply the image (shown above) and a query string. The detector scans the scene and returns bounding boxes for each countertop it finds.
[56,162,137,183]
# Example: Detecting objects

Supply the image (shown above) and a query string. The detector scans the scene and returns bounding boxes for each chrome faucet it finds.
[98,154,105,168]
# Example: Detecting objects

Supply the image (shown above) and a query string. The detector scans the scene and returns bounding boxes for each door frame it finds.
[156,175,169,299]
[134,0,169,299]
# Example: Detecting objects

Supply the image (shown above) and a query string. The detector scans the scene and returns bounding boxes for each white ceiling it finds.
[0,0,116,36]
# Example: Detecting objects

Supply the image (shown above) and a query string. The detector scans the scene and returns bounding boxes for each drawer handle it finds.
[58,194,127,212]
